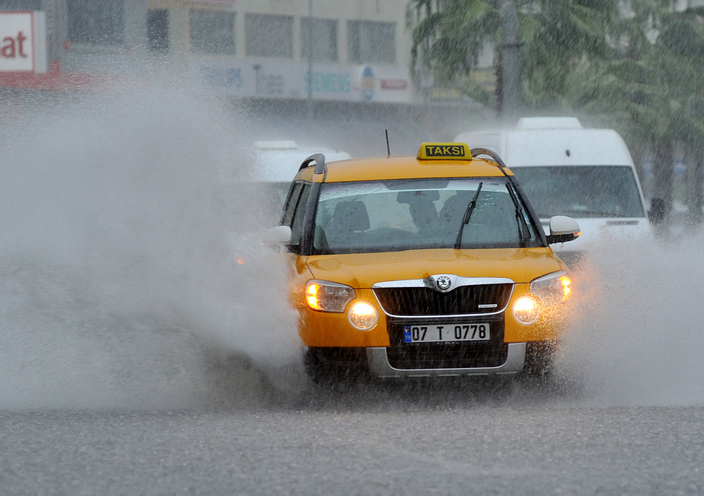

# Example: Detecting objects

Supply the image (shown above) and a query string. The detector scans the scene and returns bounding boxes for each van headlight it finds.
[305,280,355,312]
[530,271,572,305]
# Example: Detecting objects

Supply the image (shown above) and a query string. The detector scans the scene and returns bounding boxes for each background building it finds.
[1,0,487,156]
[1,0,415,102]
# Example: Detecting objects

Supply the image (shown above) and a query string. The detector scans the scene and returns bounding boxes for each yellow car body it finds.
[275,144,577,379]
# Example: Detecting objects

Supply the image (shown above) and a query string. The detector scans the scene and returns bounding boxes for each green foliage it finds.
[407,0,704,160]
[407,0,497,84]
[522,0,617,107]
[407,0,619,108]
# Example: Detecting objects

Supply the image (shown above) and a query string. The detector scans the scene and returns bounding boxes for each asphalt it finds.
[2,381,703,496]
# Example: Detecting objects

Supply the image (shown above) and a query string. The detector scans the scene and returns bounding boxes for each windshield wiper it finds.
[454,182,483,250]
[506,184,531,247]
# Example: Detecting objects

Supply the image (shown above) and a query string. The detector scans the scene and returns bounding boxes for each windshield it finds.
[512,166,645,218]
[312,178,539,254]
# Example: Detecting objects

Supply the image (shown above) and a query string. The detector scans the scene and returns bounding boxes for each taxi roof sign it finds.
[417,142,472,160]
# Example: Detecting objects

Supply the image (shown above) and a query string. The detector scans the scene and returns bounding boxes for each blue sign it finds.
[201,67,242,88]
[362,66,374,101]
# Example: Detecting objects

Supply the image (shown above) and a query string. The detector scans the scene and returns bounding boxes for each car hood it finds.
[305,248,565,288]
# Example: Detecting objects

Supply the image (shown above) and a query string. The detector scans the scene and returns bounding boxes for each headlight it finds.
[348,301,378,330]
[513,295,540,325]
[530,271,572,305]
[305,280,355,312]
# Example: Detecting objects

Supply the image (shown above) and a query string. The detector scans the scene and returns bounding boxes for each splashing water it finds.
[0,84,303,410]
[2,83,704,411]
[559,232,704,407]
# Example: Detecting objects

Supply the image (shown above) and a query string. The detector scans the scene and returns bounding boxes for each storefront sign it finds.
[0,11,47,73]
[361,66,374,101]
[305,70,351,94]
[380,79,408,90]
[195,59,412,103]
[430,87,462,102]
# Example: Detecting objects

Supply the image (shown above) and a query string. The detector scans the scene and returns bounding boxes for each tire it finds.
[522,340,558,379]
[304,347,370,386]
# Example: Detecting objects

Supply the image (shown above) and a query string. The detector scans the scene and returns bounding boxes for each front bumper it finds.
[366,342,526,378]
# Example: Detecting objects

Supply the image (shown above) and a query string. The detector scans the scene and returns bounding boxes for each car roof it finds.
[294,155,511,183]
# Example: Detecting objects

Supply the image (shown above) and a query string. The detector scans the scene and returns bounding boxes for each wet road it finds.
[2,380,703,496]
[2,87,704,495]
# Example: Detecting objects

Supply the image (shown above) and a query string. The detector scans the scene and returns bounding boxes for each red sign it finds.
[0,62,118,91]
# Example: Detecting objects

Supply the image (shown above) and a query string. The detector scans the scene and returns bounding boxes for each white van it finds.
[252,140,351,210]
[455,117,653,260]
[220,140,352,220]
[224,140,352,257]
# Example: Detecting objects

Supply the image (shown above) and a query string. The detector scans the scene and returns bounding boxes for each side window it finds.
[281,182,303,226]
[245,14,293,58]
[290,184,312,247]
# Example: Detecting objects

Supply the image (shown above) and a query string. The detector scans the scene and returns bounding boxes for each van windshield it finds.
[512,166,645,218]
[312,178,540,255]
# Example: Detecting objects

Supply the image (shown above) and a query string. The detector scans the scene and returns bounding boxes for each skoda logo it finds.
[435,276,452,292]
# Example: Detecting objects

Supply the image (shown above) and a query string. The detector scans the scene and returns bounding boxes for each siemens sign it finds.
[0,11,47,73]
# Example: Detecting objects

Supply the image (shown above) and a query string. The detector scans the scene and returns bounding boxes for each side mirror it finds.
[546,216,581,244]
[262,225,292,246]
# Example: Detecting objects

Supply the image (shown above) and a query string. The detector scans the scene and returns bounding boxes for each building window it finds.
[147,10,169,53]
[0,0,41,10]
[245,14,293,58]
[301,18,337,62]
[189,9,235,55]
[347,21,396,64]
[67,0,125,46]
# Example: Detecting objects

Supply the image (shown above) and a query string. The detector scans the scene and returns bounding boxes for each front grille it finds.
[385,315,508,369]
[374,284,513,316]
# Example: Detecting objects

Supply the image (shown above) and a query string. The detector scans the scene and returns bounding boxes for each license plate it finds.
[403,323,490,343]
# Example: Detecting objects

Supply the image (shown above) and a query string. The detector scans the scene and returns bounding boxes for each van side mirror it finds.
[648,197,665,224]
[546,216,581,244]
[262,225,292,246]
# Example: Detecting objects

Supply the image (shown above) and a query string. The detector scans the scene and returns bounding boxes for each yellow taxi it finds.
[265,143,581,381]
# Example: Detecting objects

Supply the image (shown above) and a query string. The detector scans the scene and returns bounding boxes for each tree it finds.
[407,0,618,115]
[657,7,704,226]
[496,0,524,121]
[407,0,498,107]
[567,1,704,227]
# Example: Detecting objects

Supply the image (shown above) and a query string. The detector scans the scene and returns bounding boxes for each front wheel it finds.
[304,347,371,386]
[521,340,559,379]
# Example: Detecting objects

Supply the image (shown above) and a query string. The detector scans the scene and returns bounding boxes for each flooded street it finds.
[1,85,704,494]
[3,1,704,490]
[2,399,704,495]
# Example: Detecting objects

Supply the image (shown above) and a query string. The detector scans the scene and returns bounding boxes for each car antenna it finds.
[385,129,391,158]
